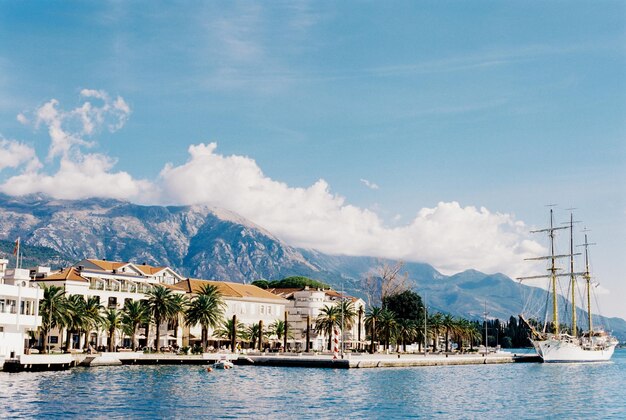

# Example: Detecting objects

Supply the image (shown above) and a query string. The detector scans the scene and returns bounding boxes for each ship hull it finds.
[533,338,617,363]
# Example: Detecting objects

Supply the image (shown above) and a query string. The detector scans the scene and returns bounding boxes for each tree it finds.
[442,314,457,352]
[363,261,410,307]
[338,299,357,331]
[38,285,69,353]
[103,308,122,352]
[215,318,246,343]
[245,323,266,349]
[267,276,330,289]
[251,280,269,289]
[365,306,383,354]
[396,319,417,352]
[378,309,397,351]
[64,294,87,350]
[429,313,444,351]
[145,286,181,352]
[82,296,104,349]
[122,300,149,351]
[383,290,424,322]
[315,305,341,351]
[269,319,292,343]
[185,284,225,351]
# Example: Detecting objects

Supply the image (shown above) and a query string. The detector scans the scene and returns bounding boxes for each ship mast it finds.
[518,208,570,336]
[581,232,594,334]
[569,213,577,337]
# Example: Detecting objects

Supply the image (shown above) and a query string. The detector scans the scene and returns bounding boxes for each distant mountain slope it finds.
[0,194,623,340]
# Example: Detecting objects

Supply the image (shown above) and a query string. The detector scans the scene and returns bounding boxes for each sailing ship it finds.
[518,209,618,363]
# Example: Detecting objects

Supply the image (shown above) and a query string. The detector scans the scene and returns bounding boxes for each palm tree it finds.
[378,309,397,351]
[103,308,123,352]
[365,306,383,354]
[396,318,417,352]
[338,299,357,331]
[269,319,292,347]
[82,296,104,350]
[429,312,444,351]
[122,300,149,351]
[63,295,87,351]
[146,286,181,352]
[315,305,341,351]
[442,313,457,352]
[215,318,246,344]
[184,284,225,351]
[38,285,69,353]
[246,323,263,349]
[170,293,188,342]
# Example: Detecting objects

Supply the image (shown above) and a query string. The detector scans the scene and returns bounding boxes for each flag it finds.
[13,237,19,256]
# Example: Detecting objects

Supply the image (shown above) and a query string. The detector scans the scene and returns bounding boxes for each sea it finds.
[1,349,625,419]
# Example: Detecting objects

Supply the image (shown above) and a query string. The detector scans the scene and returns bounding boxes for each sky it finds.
[0,1,625,317]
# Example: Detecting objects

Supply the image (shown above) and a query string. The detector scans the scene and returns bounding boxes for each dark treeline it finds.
[476,316,533,348]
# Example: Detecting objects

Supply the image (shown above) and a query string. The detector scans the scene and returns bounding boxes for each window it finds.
[260,305,265,314]
[124,298,132,307]
[267,306,272,315]
[108,297,117,308]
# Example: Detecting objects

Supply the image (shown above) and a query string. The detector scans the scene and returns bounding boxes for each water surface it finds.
[2,349,625,418]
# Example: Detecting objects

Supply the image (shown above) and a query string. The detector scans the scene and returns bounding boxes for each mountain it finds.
[0,193,624,340]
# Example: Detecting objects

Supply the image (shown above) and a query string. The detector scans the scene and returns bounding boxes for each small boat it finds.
[213,359,234,369]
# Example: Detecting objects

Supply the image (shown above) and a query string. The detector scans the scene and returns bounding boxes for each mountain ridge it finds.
[0,193,623,339]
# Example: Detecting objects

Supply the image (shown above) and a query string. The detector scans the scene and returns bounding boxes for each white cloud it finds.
[0,137,40,172]
[0,89,150,202]
[159,143,542,277]
[360,178,379,190]
[2,91,544,278]
[16,113,28,125]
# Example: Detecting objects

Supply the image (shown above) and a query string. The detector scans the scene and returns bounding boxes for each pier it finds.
[236,352,541,369]
[2,351,540,372]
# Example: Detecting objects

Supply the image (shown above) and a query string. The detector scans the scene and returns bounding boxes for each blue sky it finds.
[0,1,625,317]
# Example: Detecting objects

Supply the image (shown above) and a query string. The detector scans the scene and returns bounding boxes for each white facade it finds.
[177,279,287,349]
[35,259,186,352]
[0,259,42,363]
[274,287,366,352]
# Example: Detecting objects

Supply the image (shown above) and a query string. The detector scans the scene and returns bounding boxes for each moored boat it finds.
[518,209,618,363]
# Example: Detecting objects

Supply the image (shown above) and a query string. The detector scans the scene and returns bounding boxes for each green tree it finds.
[64,294,87,350]
[122,300,149,351]
[429,312,444,351]
[383,290,424,322]
[184,284,225,351]
[269,319,292,342]
[215,318,246,343]
[315,305,341,351]
[268,276,330,289]
[145,286,181,352]
[82,296,104,349]
[378,309,397,350]
[251,280,269,289]
[38,285,69,353]
[103,308,122,352]
[442,314,457,352]
[365,306,383,354]
[396,318,417,352]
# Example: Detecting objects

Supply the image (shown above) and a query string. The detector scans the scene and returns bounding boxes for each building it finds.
[269,286,366,352]
[0,259,42,364]
[34,259,187,351]
[175,278,287,349]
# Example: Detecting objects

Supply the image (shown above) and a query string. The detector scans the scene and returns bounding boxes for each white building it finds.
[175,279,287,349]
[0,259,42,364]
[34,259,186,351]
[269,286,366,352]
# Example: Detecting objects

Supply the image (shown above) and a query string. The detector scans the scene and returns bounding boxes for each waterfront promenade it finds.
[2,350,539,371]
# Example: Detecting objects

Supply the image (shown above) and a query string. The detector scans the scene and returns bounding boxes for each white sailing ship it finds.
[518,209,618,363]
